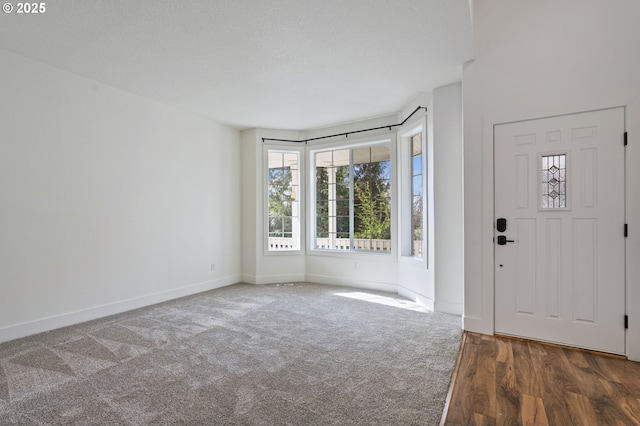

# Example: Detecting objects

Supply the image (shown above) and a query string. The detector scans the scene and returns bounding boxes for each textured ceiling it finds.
[0,0,473,130]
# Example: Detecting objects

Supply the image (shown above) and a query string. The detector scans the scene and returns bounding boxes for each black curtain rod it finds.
[261,105,427,144]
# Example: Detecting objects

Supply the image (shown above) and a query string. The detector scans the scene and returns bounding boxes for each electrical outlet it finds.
[210,263,216,271]
[354,261,358,270]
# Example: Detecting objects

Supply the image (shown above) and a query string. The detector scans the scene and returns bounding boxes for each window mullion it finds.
[328,154,336,249]
[349,148,355,251]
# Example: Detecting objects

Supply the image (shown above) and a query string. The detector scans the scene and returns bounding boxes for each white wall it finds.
[240,128,306,285]
[241,87,465,315]
[0,50,242,342]
[433,83,464,314]
[240,129,259,281]
[463,0,640,360]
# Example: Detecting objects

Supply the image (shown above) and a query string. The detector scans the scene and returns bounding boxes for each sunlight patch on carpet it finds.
[334,291,430,312]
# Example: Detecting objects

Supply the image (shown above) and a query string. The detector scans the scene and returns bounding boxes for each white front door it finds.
[494,108,626,354]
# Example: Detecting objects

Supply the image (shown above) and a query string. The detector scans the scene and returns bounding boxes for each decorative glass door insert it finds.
[541,153,567,209]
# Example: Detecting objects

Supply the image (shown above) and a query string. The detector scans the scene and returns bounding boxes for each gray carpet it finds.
[0,283,462,425]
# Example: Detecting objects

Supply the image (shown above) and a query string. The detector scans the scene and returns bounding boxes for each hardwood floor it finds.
[443,332,640,425]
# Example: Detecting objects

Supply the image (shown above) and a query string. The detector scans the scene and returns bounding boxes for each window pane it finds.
[333,149,349,166]
[316,200,329,214]
[282,201,292,216]
[380,161,391,180]
[316,167,329,201]
[412,195,423,257]
[336,166,349,197]
[314,143,391,252]
[353,147,371,165]
[336,199,349,217]
[268,152,284,169]
[412,156,422,174]
[411,132,424,258]
[371,144,390,162]
[283,217,292,233]
[336,216,350,234]
[412,175,422,197]
[269,168,283,184]
[316,151,333,167]
[316,213,328,238]
[353,155,391,251]
[412,134,422,156]
[284,153,298,170]
[269,217,282,234]
[268,150,300,251]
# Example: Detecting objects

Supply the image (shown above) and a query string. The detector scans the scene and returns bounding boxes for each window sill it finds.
[307,248,395,261]
[264,249,305,256]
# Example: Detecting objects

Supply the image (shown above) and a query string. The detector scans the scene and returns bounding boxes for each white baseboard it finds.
[241,274,306,285]
[434,300,463,316]
[241,274,258,284]
[305,274,397,293]
[0,275,241,344]
[397,287,435,311]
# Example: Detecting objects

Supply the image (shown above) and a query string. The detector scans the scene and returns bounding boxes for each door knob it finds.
[497,235,515,245]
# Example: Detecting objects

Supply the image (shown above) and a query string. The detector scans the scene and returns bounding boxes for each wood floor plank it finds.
[582,350,622,383]
[561,348,617,401]
[564,348,590,369]
[472,412,496,426]
[593,352,624,383]
[495,337,509,363]
[565,391,599,425]
[473,337,497,419]
[442,333,467,426]
[520,394,548,426]
[443,333,640,426]
[526,341,547,357]
[540,346,579,425]
[598,378,640,425]
[445,333,479,425]
[596,353,640,394]
[511,339,545,398]
[495,362,520,425]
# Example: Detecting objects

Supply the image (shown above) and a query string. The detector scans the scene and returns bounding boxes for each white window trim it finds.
[263,144,306,256]
[306,134,397,257]
[397,114,430,269]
